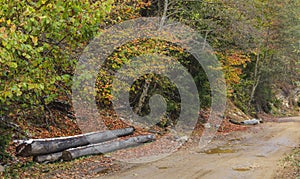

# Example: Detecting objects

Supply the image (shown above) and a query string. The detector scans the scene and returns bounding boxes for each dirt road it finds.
[103,117,300,179]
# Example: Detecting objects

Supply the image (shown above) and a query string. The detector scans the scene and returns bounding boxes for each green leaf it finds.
[8,62,17,68]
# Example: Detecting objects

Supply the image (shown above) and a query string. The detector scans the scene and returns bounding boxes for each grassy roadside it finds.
[274,147,300,179]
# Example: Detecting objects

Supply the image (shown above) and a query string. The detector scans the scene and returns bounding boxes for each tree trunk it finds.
[62,134,155,161]
[16,127,134,157]
[248,42,262,111]
[33,152,63,163]
[134,80,150,115]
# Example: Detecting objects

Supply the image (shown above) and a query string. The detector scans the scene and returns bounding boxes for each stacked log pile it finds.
[15,127,155,163]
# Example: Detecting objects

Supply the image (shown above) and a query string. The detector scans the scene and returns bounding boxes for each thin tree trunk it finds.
[202,30,212,50]
[248,27,271,111]
[134,80,151,115]
[248,42,262,110]
[159,0,169,30]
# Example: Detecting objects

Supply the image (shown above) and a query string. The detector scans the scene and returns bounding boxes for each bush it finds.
[0,0,113,117]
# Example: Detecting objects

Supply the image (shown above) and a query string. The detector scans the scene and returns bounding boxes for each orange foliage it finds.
[219,50,251,88]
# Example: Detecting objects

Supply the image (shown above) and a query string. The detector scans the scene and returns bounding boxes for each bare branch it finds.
[159,0,169,30]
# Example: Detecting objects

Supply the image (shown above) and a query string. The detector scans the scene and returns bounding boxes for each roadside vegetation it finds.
[275,147,300,179]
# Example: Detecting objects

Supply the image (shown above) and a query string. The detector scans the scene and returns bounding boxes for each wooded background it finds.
[1,0,299,163]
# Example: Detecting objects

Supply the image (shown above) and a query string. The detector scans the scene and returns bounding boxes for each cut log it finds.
[229,119,241,125]
[16,127,134,157]
[229,119,262,125]
[241,119,262,125]
[62,134,155,161]
[33,152,63,163]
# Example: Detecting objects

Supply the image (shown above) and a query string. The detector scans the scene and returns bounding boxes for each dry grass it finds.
[274,147,300,179]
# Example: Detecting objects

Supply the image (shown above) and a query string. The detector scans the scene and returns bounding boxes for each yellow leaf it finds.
[30,36,38,46]
[2,40,7,46]
[10,24,16,33]
[7,19,11,25]
[47,3,52,8]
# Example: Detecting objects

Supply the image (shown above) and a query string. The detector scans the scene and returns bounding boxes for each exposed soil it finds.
[102,117,300,179]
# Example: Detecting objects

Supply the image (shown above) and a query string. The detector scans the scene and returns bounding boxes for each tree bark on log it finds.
[33,152,63,163]
[62,134,155,161]
[16,127,134,157]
